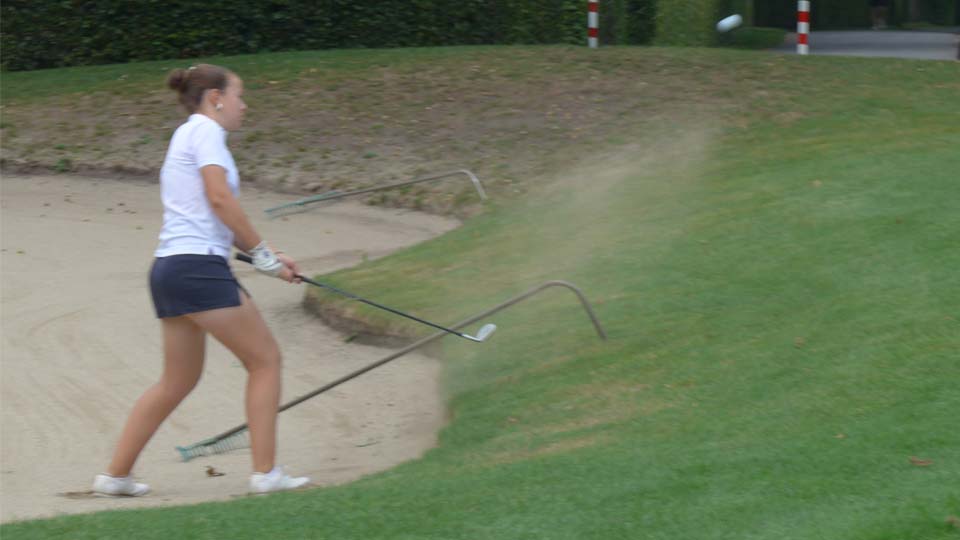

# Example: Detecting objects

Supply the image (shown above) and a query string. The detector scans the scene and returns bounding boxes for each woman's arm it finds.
[201,165,261,252]
[201,165,300,281]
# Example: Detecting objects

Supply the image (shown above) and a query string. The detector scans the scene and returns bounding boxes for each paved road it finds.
[776,30,959,60]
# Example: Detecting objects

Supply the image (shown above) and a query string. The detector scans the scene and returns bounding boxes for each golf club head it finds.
[469,323,497,342]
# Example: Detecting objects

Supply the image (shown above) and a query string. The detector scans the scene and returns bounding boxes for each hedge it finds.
[1,0,658,71]
[654,0,727,46]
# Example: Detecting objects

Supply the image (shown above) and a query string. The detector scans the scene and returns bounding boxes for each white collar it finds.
[189,113,227,137]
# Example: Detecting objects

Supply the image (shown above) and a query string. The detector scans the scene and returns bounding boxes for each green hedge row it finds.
[599,0,659,45]
[1,0,658,71]
[655,0,724,46]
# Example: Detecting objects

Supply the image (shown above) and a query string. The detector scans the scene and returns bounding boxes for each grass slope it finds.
[3,47,959,539]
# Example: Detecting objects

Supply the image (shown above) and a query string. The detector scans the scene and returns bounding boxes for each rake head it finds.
[176,430,249,462]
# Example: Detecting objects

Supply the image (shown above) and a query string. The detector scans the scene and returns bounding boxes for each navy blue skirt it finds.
[149,254,246,318]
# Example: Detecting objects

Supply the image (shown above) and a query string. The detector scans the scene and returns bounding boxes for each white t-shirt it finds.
[155,114,240,259]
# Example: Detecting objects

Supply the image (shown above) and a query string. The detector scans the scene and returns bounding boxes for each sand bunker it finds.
[0,174,459,522]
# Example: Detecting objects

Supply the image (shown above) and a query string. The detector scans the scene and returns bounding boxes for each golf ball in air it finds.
[716,14,743,32]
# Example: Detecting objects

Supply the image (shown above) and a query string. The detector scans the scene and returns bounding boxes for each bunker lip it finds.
[0,173,459,523]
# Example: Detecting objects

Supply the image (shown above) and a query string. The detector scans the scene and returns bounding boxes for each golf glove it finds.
[250,241,284,277]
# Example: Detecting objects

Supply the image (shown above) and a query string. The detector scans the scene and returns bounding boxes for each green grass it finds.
[3,47,960,539]
[0,47,503,102]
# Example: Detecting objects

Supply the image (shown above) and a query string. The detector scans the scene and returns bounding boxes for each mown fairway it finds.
[2,46,958,539]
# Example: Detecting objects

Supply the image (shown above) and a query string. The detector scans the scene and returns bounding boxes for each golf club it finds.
[235,252,497,343]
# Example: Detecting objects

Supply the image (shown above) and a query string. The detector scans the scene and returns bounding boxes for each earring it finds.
[215,103,223,111]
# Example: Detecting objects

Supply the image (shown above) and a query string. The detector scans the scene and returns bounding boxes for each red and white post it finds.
[588,0,599,48]
[797,0,810,55]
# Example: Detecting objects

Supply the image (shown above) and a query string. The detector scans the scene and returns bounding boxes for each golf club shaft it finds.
[235,252,482,341]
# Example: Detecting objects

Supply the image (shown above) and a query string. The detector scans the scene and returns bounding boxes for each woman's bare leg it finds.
[186,293,281,473]
[106,316,206,477]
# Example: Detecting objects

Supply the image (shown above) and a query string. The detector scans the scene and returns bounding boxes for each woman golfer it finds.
[93,64,309,496]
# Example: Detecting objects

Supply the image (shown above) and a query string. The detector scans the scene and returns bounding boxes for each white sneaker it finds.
[249,467,310,494]
[92,473,150,497]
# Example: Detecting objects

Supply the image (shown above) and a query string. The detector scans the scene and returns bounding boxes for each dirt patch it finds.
[483,432,613,467]
[0,47,775,217]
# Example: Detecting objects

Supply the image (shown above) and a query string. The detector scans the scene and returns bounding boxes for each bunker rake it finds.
[176,280,607,461]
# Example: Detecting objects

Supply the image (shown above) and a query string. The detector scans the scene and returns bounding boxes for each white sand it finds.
[0,174,459,522]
